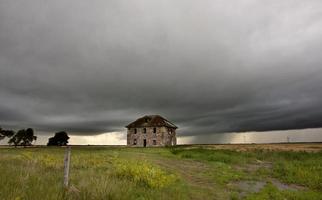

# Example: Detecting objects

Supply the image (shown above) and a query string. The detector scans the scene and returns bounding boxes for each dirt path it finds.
[152,158,212,187]
[149,156,229,200]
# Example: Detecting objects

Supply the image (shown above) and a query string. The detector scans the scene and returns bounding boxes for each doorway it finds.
[143,139,147,147]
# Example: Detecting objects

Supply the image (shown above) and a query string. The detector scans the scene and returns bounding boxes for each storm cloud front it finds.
[1,0,322,143]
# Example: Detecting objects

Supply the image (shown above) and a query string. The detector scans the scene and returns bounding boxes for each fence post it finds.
[63,146,71,188]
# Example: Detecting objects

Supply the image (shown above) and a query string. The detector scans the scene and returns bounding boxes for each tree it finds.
[47,131,69,146]
[0,127,15,140]
[8,128,37,147]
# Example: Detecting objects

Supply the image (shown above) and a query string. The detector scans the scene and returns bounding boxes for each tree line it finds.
[0,127,69,146]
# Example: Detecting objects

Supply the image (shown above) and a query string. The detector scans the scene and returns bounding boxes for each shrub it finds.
[114,160,176,188]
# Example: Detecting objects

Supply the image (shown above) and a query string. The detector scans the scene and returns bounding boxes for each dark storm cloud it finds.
[1,0,322,136]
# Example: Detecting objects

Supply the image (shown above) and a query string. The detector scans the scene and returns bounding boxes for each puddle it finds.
[235,180,266,193]
[234,179,305,197]
[270,179,306,191]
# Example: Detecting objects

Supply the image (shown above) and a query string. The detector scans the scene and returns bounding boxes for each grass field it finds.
[0,144,322,200]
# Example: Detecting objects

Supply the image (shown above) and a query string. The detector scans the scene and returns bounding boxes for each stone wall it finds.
[127,126,176,147]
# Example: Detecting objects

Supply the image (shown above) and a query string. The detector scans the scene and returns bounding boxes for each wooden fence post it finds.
[63,146,71,188]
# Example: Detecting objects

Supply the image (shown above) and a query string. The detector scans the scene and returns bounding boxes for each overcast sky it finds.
[1,0,322,143]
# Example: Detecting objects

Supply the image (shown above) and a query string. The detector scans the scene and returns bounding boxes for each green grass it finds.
[245,183,322,200]
[270,152,322,190]
[0,146,321,200]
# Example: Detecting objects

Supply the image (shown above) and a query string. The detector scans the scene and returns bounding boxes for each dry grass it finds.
[188,143,322,152]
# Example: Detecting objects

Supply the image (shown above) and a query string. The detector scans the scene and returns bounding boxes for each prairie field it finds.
[0,144,322,200]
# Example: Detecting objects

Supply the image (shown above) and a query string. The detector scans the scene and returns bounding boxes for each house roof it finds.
[125,115,178,129]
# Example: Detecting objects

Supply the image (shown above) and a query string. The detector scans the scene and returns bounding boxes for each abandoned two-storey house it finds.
[126,115,177,147]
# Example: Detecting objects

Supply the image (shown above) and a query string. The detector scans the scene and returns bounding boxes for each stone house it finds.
[126,115,177,147]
